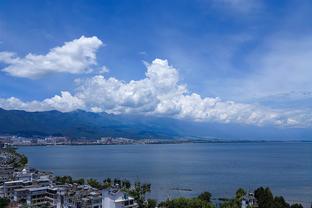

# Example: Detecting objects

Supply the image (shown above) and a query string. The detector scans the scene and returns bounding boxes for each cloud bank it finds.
[0,39,309,127]
[0,36,103,78]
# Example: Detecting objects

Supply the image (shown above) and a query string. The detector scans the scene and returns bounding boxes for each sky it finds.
[0,0,312,128]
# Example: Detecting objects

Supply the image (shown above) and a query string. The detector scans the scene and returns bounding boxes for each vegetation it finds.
[219,187,304,208]
[55,176,73,185]
[73,178,85,185]
[198,191,212,203]
[55,176,85,185]
[87,178,102,189]
[0,197,10,208]
[158,194,215,208]
[128,182,152,208]
[147,199,157,208]
[103,177,112,188]
[3,147,28,168]
[220,188,246,208]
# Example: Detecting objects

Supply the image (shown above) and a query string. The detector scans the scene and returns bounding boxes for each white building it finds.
[241,192,257,208]
[102,189,138,208]
[14,186,64,207]
[3,180,32,200]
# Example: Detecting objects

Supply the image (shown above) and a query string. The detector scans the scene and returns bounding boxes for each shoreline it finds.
[10,140,312,147]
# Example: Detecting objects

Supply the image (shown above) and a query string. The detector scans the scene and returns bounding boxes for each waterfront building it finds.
[241,192,258,208]
[0,166,14,184]
[3,180,31,200]
[102,189,138,208]
[14,186,64,207]
[14,168,34,181]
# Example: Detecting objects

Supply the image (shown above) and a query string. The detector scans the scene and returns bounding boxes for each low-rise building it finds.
[3,180,31,200]
[102,189,138,208]
[241,192,258,208]
[14,186,63,207]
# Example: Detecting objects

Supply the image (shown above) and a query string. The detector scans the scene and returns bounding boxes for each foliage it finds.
[128,181,151,208]
[121,179,131,189]
[220,188,246,208]
[19,154,28,166]
[235,188,246,200]
[103,177,112,189]
[254,187,304,208]
[87,178,102,189]
[55,176,73,185]
[0,197,10,208]
[73,178,85,185]
[198,192,212,203]
[220,199,240,208]
[274,196,289,208]
[158,197,214,208]
[147,199,157,208]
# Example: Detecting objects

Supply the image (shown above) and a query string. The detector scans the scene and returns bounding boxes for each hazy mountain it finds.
[0,108,311,140]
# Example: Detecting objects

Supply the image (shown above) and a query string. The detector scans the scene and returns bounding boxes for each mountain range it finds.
[0,108,311,140]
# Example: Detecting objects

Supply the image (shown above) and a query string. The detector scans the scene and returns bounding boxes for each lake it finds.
[18,142,312,205]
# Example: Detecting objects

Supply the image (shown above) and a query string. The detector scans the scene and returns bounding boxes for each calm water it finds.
[18,142,312,205]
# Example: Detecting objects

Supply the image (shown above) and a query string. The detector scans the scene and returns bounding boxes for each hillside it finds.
[0,108,311,140]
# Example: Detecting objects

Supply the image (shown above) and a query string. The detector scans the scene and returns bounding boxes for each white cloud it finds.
[99,65,109,74]
[0,58,306,127]
[0,36,103,78]
[0,91,84,112]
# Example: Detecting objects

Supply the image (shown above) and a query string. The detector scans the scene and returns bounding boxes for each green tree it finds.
[147,199,157,208]
[159,197,214,208]
[73,178,85,185]
[122,179,131,189]
[220,188,246,208]
[56,176,73,185]
[129,181,152,208]
[273,196,290,208]
[114,178,121,186]
[103,178,112,189]
[198,192,212,203]
[87,178,102,189]
[254,187,274,208]
[235,188,246,200]
[19,154,28,166]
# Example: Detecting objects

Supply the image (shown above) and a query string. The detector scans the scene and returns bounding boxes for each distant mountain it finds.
[0,108,311,140]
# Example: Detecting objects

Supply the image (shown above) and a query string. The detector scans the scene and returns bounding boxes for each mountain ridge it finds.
[0,108,311,140]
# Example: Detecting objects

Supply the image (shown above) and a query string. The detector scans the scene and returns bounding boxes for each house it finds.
[14,186,63,207]
[3,180,31,200]
[241,192,258,208]
[102,189,138,208]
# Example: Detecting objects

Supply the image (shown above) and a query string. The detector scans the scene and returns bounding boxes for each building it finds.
[0,166,14,184]
[14,168,34,181]
[3,173,52,201]
[63,184,103,208]
[102,189,138,208]
[14,186,64,207]
[80,191,102,208]
[241,192,258,208]
[3,180,32,200]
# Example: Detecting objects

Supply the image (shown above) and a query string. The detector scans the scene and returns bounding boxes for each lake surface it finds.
[18,142,312,205]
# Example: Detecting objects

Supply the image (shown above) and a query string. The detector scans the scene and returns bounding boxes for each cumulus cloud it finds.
[0,91,84,112]
[0,36,103,78]
[0,58,307,127]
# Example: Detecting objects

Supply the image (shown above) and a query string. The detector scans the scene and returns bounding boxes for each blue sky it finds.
[0,0,312,127]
